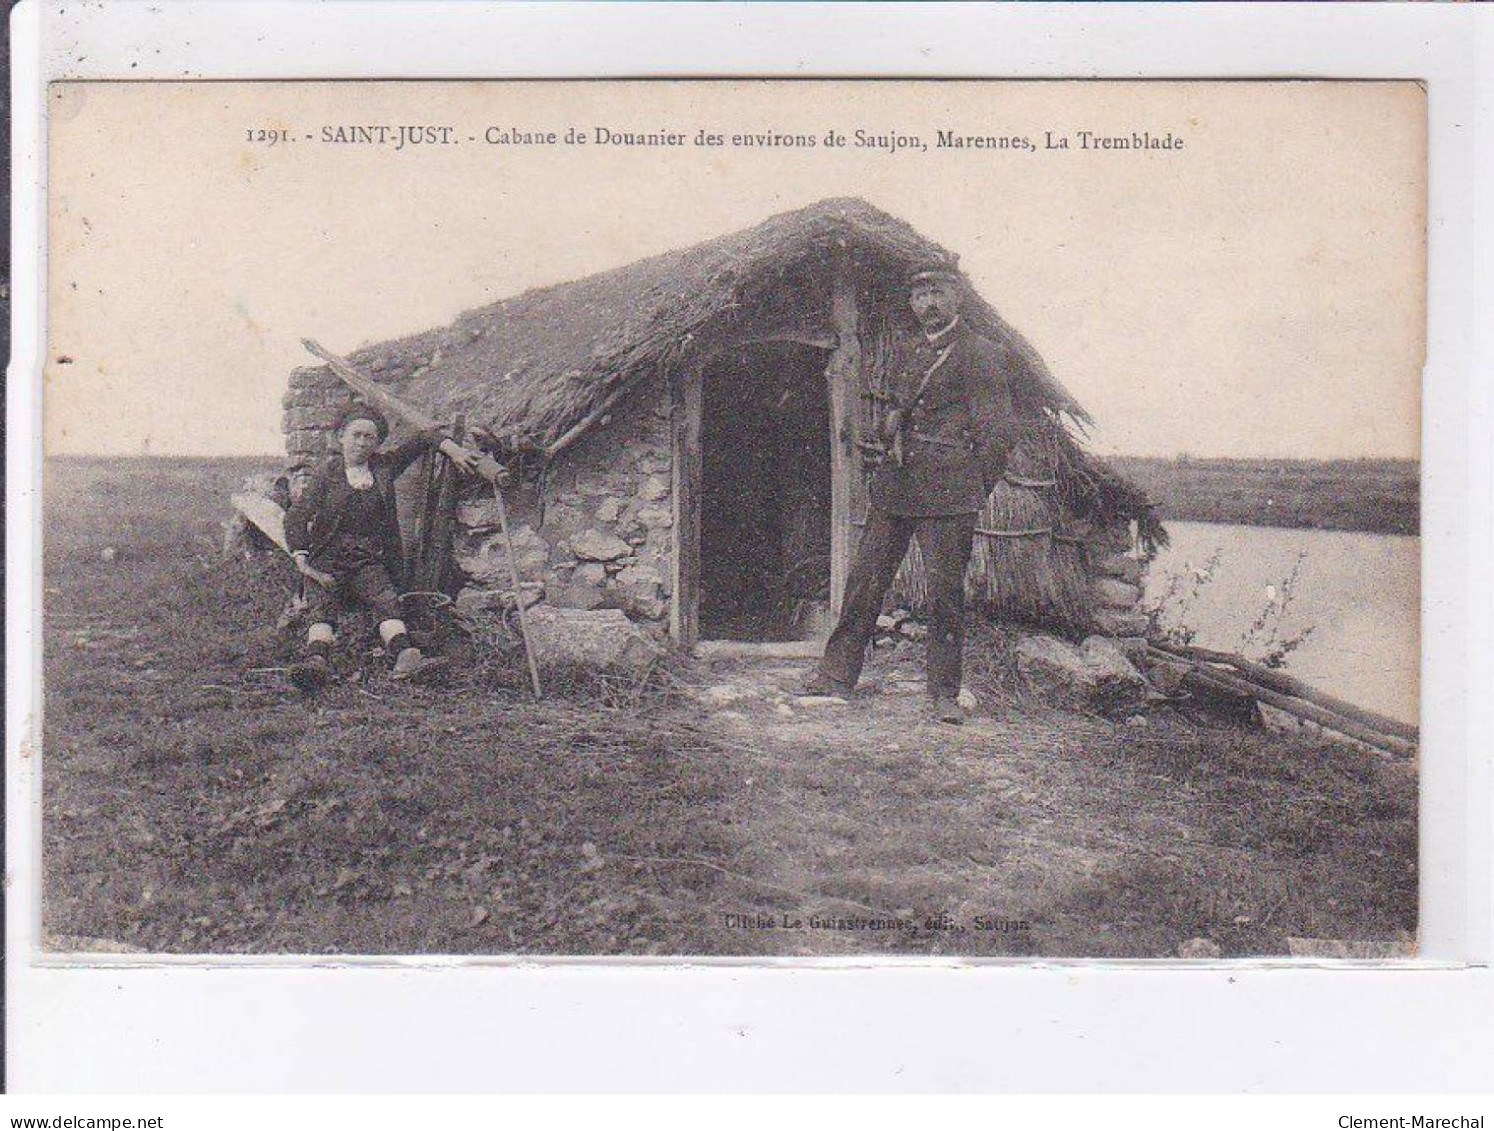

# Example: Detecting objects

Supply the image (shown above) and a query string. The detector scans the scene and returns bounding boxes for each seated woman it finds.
[283,401,482,690]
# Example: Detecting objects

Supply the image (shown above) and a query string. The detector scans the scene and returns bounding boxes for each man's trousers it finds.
[817,509,977,698]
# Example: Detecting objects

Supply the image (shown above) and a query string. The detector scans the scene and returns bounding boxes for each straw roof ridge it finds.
[338,198,1092,444]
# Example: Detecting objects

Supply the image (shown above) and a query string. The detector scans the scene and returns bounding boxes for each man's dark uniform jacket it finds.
[870,317,1020,514]
[818,314,1021,701]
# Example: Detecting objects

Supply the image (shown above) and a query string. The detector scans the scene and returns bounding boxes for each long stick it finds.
[302,338,444,432]
[492,480,543,700]
[1150,640,1418,744]
[1147,646,1415,759]
[304,338,543,698]
[545,382,634,460]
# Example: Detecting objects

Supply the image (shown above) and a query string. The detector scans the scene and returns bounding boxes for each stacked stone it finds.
[449,392,677,635]
[872,608,926,648]
[1088,522,1150,638]
[282,366,354,463]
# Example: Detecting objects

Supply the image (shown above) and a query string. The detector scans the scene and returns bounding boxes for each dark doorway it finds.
[699,342,833,641]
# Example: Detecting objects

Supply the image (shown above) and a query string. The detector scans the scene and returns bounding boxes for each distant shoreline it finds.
[1110,457,1419,538]
[41,453,1422,538]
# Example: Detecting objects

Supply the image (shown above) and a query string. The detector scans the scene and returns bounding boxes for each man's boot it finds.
[286,639,331,693]
[801,672,854,699]
[929,696,965,726]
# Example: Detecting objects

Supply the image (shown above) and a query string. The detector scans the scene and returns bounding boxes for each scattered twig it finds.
[1259,890,1291,929]
[613,853,891,918]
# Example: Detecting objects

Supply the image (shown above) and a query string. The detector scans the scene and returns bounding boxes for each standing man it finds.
[805,263,1018,723]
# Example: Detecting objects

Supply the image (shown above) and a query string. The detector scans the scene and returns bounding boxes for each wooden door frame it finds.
[825,270,863,617]
[669,365,703,649]
[670,319,859,651]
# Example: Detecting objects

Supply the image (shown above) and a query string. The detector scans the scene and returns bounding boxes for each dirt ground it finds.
[39,457,1418,958]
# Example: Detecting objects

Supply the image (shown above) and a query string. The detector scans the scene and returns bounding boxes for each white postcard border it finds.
[7,0,1491,1092]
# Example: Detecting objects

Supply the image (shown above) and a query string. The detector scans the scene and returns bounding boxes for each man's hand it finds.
[857,409,905,470]
[292,552,335,588]
[437,439,481,475]
[473,453,512,486]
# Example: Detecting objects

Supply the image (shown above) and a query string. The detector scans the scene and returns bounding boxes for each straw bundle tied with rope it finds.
[891,435,1098,633]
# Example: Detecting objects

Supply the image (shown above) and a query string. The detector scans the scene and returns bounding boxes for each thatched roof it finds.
[339,198,1086,438]
[320,197,1160,540]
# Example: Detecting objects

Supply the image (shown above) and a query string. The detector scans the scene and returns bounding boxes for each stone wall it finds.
[448,382,676,637]
[279,367,1149,644]
[283,366,355,465]
[1086,522,1151,639]
[280,366,677,637]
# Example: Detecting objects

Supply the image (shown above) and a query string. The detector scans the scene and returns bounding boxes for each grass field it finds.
[41,456,1417,957]
[1110,457,1419,536]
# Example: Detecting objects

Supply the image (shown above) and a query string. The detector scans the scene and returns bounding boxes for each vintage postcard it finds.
[42,79,1423,959]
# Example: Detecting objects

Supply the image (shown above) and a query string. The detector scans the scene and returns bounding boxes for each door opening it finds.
[698,342,834,642]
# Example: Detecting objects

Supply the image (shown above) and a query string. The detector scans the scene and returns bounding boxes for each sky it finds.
[44,80,1425,459]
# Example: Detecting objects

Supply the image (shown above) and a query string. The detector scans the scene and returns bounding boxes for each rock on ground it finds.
[521,606,663,676]
[1015,633,1148,716]
[1091,608,1151,638]
[1092,576,1142,610]
[455,584,543,620]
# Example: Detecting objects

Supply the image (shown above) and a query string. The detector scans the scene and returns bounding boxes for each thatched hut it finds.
[278,198,1161,648]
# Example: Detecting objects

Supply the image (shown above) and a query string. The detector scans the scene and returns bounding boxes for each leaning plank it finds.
[545,382,636,460]
[230,492,289,554]
[302,338,444,432]
[1150,640,1418,744]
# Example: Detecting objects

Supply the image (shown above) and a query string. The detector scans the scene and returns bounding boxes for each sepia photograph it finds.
[40,79,1423,960]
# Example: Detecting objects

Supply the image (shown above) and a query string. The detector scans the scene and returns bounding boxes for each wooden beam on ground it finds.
[1147,645,1416,760]
[1150,640,1418,744]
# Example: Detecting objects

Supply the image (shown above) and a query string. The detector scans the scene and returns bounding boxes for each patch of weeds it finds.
[1144,547,1316,669]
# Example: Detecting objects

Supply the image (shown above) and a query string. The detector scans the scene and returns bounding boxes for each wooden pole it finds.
[545,383,633,460]
[1150,640,1418,744]
[1147,646,1416,759]
[490,479,543,700]
[826,269,862,616]
[302,339,444,432]
[669,367,703,649]
[408,414,465,593]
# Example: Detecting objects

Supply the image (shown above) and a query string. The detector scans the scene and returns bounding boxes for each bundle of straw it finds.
[890,437,1097,633]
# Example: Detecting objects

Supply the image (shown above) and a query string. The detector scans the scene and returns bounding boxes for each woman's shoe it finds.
[391,647,449,683]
